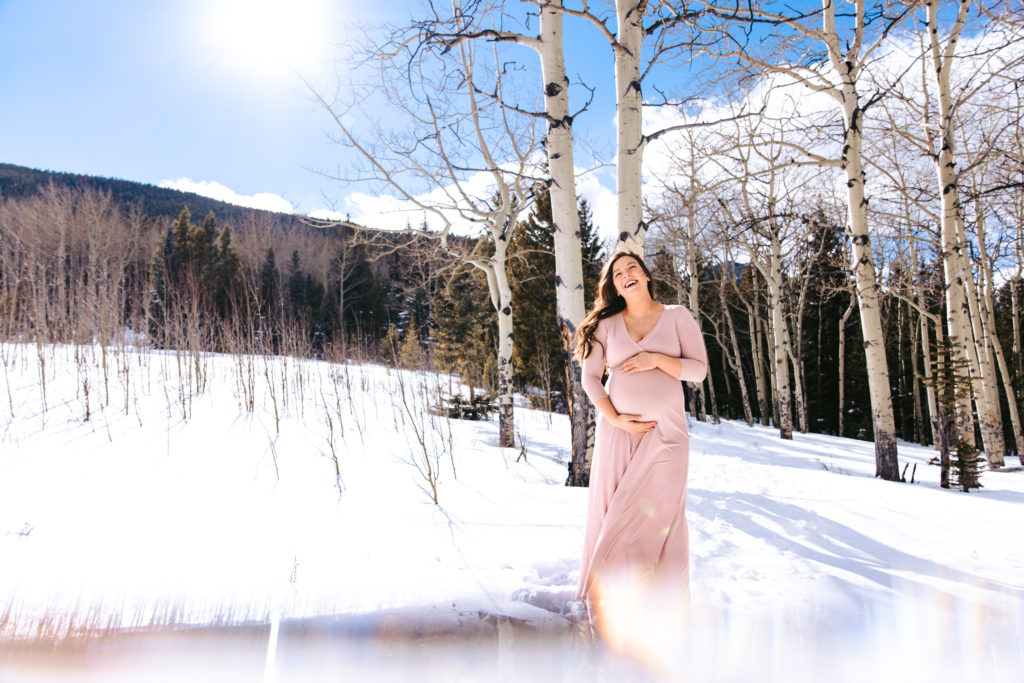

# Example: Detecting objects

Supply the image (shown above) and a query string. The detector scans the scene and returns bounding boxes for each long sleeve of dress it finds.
[581,319,609,403]
[672,306,708,383]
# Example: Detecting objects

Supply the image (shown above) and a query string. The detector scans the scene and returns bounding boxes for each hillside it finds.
[0,162,309,229]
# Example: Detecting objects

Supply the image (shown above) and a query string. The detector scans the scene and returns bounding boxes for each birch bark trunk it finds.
[686,203,706,422]
[746,280,770,426]
[707,372,720,423]
[926,0,981,458]
[1008,277,1024,464]
[830,60,900,478]
[910,305,924,445]
[791,262,811,434]
[1013,277,1022,403]
[459,36,522,449]
[967,206,1007,466]
[954,215,1003,465]
[309,17,540,449]
[721,274,755,426]
[614,0,647,253]
[838,294,856,439]
[483,243,516,448]
[539,0,591,485]
[763,308,779,428]
[1013,277,1022,405]
[761,231,793,440]
[920,308,940,449]
[911,241,940,448]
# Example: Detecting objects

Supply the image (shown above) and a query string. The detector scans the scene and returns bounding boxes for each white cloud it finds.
[341,190,445,232]
[331,158,551,235]
[158,178,297,214]
[575,168,618,244]
[307,208,346,221]
[334,166,621,248]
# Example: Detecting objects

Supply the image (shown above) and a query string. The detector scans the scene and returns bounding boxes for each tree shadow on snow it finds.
[689,487,1020,611]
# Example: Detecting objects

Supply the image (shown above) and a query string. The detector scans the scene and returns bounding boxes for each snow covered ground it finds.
[1,342,1022,681]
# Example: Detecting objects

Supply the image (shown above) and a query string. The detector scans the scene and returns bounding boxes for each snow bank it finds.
[1,343,1021,681]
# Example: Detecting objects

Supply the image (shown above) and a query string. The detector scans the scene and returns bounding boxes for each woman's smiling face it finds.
[612,256,648,299]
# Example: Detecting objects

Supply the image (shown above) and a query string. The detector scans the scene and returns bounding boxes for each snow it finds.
[1,342,1022,681]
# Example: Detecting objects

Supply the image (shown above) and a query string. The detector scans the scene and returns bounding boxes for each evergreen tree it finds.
[507,192,603,409]
[399,319,425,369]
[214,224,244,320]
[799,216,867,436]
[256,248,281,350]
[928,336,984,491]
[148,207,250,348]
[431,264,495,396]
[258,249,280,317]
[381,323,402,367]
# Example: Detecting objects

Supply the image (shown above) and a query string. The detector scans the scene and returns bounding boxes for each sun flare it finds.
[200,0,334,83]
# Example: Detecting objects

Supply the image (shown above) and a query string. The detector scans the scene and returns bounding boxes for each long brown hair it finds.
[573,251,655,361]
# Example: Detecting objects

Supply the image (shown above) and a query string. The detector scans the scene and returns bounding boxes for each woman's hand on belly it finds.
[621,352,660,374]
[622,351,683,380]
[612,413,657,434]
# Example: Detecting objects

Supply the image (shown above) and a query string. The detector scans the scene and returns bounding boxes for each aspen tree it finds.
[703,0,915,478]
[307,21,541,447]
[415,0,595,482]
[538,1,592,484]
[561,1,733,252]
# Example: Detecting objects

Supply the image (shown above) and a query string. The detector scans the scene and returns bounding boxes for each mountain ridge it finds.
[0,162,311,228]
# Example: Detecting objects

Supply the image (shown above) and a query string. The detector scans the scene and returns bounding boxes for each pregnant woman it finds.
[573,251,708,616]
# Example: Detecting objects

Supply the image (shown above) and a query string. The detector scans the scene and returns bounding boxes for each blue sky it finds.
[0,0,625,230]
[0,1,396,213]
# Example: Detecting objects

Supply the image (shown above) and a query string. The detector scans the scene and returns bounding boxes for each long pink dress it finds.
[576,305,708,604]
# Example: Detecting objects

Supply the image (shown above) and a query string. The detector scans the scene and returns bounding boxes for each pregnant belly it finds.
[607,369,684,421]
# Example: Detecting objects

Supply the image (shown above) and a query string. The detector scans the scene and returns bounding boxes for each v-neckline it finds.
[620,306,667,345]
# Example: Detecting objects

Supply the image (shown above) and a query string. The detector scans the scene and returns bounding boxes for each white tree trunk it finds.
[982,285,1021,459]
[919,312,940,449]
[836,81,901,479]
[721,276,754,426]
[791,266,811,434]
[759,233,793,440]
[687,205,706,422]
[924,0,1006,466]
[614,0,646,253]
[763,308,779,427]
[488,242,516,449]
[788,339,808,434]
[961,225,1004,466]
[539,0,590,485]
[838,294,856,439]
[746,285,770,426]
[932,73,978,452]
[1010,277,1024,464]
[1013,278,1022,399]
[970,200,1011,464]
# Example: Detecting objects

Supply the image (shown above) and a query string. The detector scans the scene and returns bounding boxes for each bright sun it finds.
[200,0,334,84]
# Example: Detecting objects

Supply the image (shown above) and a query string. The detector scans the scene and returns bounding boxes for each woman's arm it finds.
[582,319,656,434]
[592,396,656,434]
[621,307,707,382]
[580,320,609,403]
